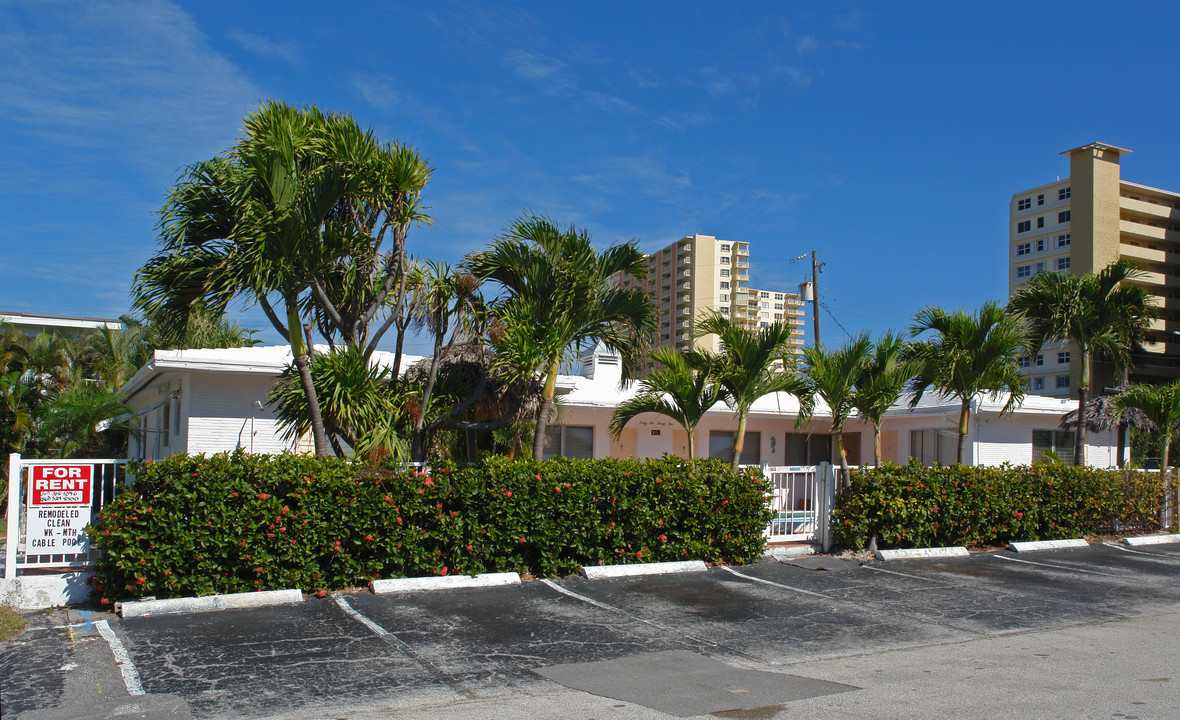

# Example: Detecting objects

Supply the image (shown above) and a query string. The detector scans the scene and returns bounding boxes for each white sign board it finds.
[27,464,93,555]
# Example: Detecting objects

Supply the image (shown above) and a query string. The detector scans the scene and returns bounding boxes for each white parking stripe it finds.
[334,595,390,636]
[540,579,721,648]
[992,553,1118,576]
[719,566,832,599]
[1102,541,1180,559]
[94,620,144,696]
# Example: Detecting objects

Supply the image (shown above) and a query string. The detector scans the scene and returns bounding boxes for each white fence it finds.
[4,454,128,581]
[757,463,839,550]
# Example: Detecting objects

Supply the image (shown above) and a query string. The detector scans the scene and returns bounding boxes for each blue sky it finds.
[3,1,1180,355]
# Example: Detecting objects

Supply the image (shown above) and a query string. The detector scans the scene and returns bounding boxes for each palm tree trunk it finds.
[287,300,328,457]
[834,432,850,492]
[687,430,694,459]
[956,399,970,465]
[873,424,882,467]
[532,360,561,461]
[1074,351,1088,467]
[731,413,748,472]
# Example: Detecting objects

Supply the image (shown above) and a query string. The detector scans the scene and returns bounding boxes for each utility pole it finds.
[811,250,820,348]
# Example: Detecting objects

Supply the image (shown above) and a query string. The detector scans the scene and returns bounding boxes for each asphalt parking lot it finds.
[3,542,1180,719]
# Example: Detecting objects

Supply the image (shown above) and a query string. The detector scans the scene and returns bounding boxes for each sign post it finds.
[26,464,93,555]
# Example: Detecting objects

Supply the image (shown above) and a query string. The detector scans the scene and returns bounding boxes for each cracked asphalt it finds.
[3,542,1179,719]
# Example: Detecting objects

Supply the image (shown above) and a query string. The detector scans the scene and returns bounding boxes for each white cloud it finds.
[0,0,261,172]
[226,28,301,65]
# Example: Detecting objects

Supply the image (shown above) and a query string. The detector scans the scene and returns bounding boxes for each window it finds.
[720,244,730,252]
[1037,217,1045,229]
[1017,355,1030,368]
[1035,262,1046,275]
[1056,257,1071,271]
[1017,220,1031,233]
[710,430,760,465]
[161,404,170,448]
[719,306,730,314]
[1018,197,1031,211]
[760,311,769,319]
[783,433,832,465]
[760,302,769,309]
[719,294,729,302]
[1035,354,1044,366]
[1033,377,1044,390]
[1037,194,1045,205]
[910,429,958,466]
[760,321,769,328]
[1017,265,1031,279]
[1059,187,1071,200]
[1058,210,1071,223]
[543,426,594,460]
[774,303,783,310]
[720,268,730,277]
[1058,351,1070,364]
[1033,429,1075,465]
[1017,243,1031,256]
[720,281,730,289]
[774,293,783,300]
[1057,233,1071,247]
[1036,238,1045,252]
[1055,375,1070,389]
[774,313,783,320]
[761,292,769,298]
[720,256,730,264]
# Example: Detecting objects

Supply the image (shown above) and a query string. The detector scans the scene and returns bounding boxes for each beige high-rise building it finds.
[614,234,805,370]
[1009,142,1180,396]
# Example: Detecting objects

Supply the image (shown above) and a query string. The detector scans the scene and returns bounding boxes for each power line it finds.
[819,301,855,342]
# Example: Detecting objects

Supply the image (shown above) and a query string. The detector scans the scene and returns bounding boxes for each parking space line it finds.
[539,579,723,650]
[992,554,1118,576]
[1101,541,1180,559]
[94,620,145,696]
[862,565,955,585]
[333,595,476,699]
[719,566,832,599]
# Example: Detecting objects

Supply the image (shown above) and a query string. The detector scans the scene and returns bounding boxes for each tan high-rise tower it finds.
[1009,143,1180,396]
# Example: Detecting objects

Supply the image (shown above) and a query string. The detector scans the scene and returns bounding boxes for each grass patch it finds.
[0,608,26,642]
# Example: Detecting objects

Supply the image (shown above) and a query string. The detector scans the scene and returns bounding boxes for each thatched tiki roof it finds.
[1059,392,1153,433]
[405,343,541,429]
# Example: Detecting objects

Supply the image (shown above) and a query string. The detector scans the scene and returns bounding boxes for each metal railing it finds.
[752,463,838,549]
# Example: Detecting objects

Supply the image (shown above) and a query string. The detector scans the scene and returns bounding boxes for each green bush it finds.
[833,461,1164,551]
[88,451,773,604]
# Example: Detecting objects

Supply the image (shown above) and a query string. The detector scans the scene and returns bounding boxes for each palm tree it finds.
[1113,380,1180,517]
[695,312,809,472]
[609,347,722,458]
[466,215,656,461]
[797,334,871,482]
[908,302,1028,464]
[1008,258,1156,466]
[135,102,376,455]
[852,331,917,467]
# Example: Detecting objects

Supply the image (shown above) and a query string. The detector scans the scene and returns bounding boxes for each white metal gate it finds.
[759,463,836,547]
[3,454,127,581]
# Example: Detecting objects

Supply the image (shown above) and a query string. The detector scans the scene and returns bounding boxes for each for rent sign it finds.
[27,465,93,554]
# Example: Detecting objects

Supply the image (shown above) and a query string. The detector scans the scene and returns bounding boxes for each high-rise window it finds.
[761,292,769,298]
[1017,356,1030,368]
[1035,354,1044,366]
[1018,220,1031,233]
[1036,239,1045,252]
[1056,257,1071,271]
[720,256,730,264]
[1058,210,1071,223]
[1057,233,1071,247]
[1057,351,1070,364]
[1018,198,1031,210]
[1037,194,1045,205]
[719,294,729,302]
[720,269,730,277]
[720,281,729,289]
[1037,217,1045,228]
[1017,265,1031,278]
[774,293,783,300]
[1059,187,1071,200]
[1035,262,1046,275]
[720,244,730,252]
[1017,242,1031,256]
[1056,375,1070,389]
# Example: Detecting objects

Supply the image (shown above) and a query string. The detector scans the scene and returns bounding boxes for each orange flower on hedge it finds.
[257,493,270,500]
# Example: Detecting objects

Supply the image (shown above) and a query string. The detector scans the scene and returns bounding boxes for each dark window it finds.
[543,426,594,459]
[1018,197,1031,211]
[1057,233,1071,247]
[783,433,832,465]
[1059,187,1071,200]
[910,429,958,466]
[1058,210,1071,223]
[709,430,761,465]
[1037,194,1045,205]
[1037,217,1045,228]
[1056,375,1070,389]
[1017,220,1031,233]
[1033,429,1075,465]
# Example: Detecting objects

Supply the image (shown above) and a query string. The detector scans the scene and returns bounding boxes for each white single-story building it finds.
[118,344,1122,468]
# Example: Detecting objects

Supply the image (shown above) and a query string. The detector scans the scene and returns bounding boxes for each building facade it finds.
[0,311,121,339]
[1009,143,1180,395]
[613,234,805,370]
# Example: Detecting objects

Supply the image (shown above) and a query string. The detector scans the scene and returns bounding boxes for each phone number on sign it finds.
[37,491,83,503]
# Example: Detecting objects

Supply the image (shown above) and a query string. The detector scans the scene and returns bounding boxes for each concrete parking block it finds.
[581,560,708,579]
[875,546,969,561]
[117,588,302,618]
[1122,533,1180,547]
[1009,539,1089,552]
[369,571,520,594]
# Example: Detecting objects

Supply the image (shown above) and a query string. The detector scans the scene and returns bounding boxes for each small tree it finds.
[1113,381,1180,514]
[609,347,722,458]
[852,331,916,467]
[797,334,871,484]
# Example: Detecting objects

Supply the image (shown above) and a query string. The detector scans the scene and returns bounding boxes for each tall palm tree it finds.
[908,302,1028,464]
[852,331,917,467]
[609,347,722,458]
[1008,258,1156,466]
[797,334,872,482]
[1113,380,1180,516]
[135,102,376,455]
[466,215,656,461]
[695,312,809,472]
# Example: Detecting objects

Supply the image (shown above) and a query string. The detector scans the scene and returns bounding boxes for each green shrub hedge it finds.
[833,461,1165,550]
[88,451,773,604]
